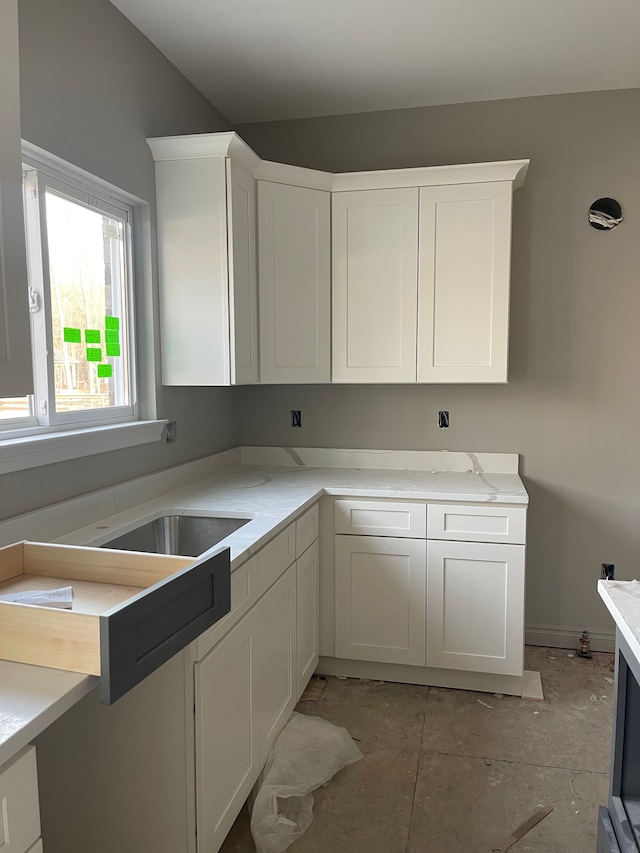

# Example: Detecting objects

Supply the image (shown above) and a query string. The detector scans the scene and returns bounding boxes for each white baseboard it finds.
[526,624,615,653]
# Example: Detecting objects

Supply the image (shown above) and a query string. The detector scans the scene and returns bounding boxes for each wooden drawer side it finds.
[22,541,192,588]
[0,604,101,675]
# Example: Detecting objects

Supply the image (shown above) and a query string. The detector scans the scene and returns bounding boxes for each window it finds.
[0,147,136,433]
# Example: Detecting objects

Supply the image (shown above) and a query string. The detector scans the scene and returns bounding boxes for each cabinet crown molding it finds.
[148,132,529,194]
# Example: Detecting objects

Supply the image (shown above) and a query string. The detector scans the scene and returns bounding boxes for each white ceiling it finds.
[110,0,640,123]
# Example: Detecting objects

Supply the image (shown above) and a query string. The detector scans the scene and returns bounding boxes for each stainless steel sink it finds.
[99,514,250,557]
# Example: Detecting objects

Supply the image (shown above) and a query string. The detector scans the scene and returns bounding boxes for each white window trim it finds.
[0,142,164,471]
[0,419,167,475]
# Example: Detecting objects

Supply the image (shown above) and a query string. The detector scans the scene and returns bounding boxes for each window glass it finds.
[44,190,130,414]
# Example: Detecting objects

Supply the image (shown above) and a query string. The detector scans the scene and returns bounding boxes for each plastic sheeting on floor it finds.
[250,711,363,853]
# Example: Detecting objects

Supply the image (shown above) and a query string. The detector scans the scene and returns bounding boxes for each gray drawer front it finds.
[99,548,230,704]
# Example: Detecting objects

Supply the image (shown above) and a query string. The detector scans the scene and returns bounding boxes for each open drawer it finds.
[0,541,230,705]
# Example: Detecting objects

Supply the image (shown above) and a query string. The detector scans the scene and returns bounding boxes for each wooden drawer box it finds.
[335,499,426,538]
[427,504,526,544]
[0,541,230,705]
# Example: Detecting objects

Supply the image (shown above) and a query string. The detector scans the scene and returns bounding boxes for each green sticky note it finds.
[97,364,113,378]
[105,316,120,330]
[86,347,102,362]
[63,327,81,343]
[106,342,121,357]
[85,329,101,344]
[105,329,120,345]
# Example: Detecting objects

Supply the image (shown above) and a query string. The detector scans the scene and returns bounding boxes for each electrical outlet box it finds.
[291,410,302,428]
[438,411,450,429]
[602,563,615,580]
[164,421,177,444]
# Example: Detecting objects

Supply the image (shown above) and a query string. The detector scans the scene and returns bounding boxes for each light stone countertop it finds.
[598,579,640,664]
[0,447,528,767]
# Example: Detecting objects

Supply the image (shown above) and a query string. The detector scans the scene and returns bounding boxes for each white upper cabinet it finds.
[332,161,527,384]
[258,181,330,383]
[148,131,528,386]
[418,181,513,383]
[147,133,259,386]
[332,188,419,383]
[0,0,34,397]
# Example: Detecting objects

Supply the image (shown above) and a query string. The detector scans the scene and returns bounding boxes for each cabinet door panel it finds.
[335,535,426,665]
[427,540,524,675]
[254,566,297,764]
[418,181,512,383]
[332,188,418,382]
[195,614,259,853]
[155,156,230,385]
[228,162,259,384]
[296,540,320,697]
[258,182,330,382]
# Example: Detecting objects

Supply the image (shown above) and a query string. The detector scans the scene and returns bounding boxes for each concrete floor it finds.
[220,647,614,853]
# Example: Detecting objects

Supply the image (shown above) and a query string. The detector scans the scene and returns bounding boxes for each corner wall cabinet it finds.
[148,131,528,386]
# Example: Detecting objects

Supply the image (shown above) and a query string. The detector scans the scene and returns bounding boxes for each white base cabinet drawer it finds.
[335,535,426,666]
[426,540,525,676]
[257,524,296,594]
[335,499,426,538]
[296,503,320,558]
[0,746,41,853]
[427,503,526,544]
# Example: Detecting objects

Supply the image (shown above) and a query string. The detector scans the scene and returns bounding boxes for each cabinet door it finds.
[228,162,259,384]
[0,0,33,397]
[426,540,525,675]
[195,612,259,853]
[254,565,297,765]
[296,540,320,698]
[332,188,419,382]
[258,182,330,382]
[335,535,426,665]
[417,181,512,383]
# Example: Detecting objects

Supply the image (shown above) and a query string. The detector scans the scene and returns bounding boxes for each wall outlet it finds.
[438,410,450,429]
[291,410,302,428]
[164,421,177,443]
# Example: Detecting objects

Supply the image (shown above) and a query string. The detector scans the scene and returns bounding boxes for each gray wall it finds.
[0,0,235,519]
[236,89,640,639]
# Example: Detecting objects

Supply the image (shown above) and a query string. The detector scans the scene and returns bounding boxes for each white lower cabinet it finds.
[332,498,527,684]
[195,564,297,852]
[335,534,426,666]
[296,539,320,697]
[195,502,322,853]
[426,540,525,676]
[0,745,41,853]
[254,566,297,765]
[195,608,259,853]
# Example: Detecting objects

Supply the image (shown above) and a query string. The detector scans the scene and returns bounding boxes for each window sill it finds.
[0,420,167,475]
